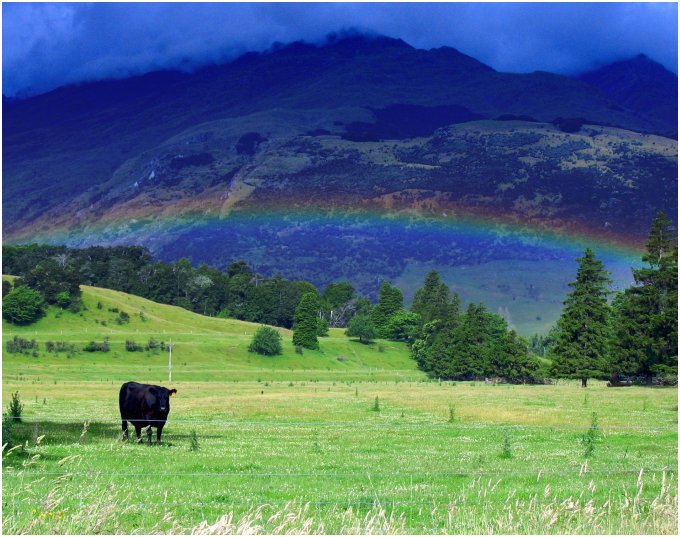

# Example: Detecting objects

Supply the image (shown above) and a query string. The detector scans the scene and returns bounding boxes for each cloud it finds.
[3,2,677,97]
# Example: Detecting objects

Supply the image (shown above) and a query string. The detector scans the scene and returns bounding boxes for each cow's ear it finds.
[170,389,177,397]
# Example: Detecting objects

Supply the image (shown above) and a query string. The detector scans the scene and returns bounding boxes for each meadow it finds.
[2,283,678,534]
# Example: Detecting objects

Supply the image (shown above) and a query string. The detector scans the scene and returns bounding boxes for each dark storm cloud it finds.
[3,2,677,97]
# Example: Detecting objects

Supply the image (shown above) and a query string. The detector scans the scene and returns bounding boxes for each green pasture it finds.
[2,284,678,534]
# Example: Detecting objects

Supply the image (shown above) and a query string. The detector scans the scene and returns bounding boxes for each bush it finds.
[45,340,77,355]
[146,338,160,351]
[248,326,283,356]
[116,311,130,324]
[83,339,110,352]
[6,336,39,354]
[125,340,144,352]
[2,285,45,325]
[55,291,71,309]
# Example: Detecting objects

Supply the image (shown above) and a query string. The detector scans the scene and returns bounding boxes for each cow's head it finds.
[157,387,177,413]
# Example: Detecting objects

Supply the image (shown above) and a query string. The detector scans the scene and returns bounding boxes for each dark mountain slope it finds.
[580,54,678,133]
[5,35,676,234]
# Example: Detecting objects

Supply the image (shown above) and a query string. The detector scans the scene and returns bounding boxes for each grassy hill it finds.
[2,280,421,383]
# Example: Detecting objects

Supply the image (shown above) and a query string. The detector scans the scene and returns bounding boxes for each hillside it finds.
[4,35,677,235]
[2,280,421,382]
[3,35,677,331]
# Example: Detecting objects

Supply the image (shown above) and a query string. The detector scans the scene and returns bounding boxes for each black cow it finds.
[119,382,177,445]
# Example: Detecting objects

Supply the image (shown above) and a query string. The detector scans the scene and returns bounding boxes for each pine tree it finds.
[551,248,611,387]
[292,292,320,350]
[490,330,539,383]
[371,281,403,338]
[411,270,452,325]
[611,212,677,378]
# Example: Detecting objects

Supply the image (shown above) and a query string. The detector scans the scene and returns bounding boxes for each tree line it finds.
[3,212,676,385]
[1,245,366,330]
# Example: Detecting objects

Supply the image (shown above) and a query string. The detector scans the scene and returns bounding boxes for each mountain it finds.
[3,35,678,333]
[579,54,678,133]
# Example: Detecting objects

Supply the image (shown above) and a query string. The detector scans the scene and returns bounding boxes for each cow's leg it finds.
[121,420,129,441]
[156,424,164,445]
[134,423,143,442]
[146,425,152,446]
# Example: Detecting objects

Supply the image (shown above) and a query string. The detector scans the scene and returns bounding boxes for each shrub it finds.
[295,345,303,355]
[146,338,160,351]
[67,298,83,313]
[6,336,39,354]
[83,339,110,352]
[45,340,77,355]
[116,311,130,324]
[55,291,71,309]
[7,391,23,422]
[2,285,45,325]
[125,340,144,352]
[372,396,380,412]
[248,326,283,356]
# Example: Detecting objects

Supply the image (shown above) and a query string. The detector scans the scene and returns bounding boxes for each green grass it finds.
[2,283,678,534]
[2,283,420,383]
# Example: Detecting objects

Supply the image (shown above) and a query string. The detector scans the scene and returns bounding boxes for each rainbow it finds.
[7,205,644,266]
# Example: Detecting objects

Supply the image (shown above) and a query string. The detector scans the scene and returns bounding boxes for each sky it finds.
[3,2,678,97]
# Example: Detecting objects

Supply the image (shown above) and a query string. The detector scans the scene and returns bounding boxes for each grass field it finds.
[2,282,678,534]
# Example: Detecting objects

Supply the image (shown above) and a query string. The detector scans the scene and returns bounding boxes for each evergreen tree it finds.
[490,330,540,383]
[611,212,678,378]
[292,292,321,350]
[551,248,611,387]
[411,270,453,325]
[442,303,500,380]
[371,281,403,337]
[413,302,512,381]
